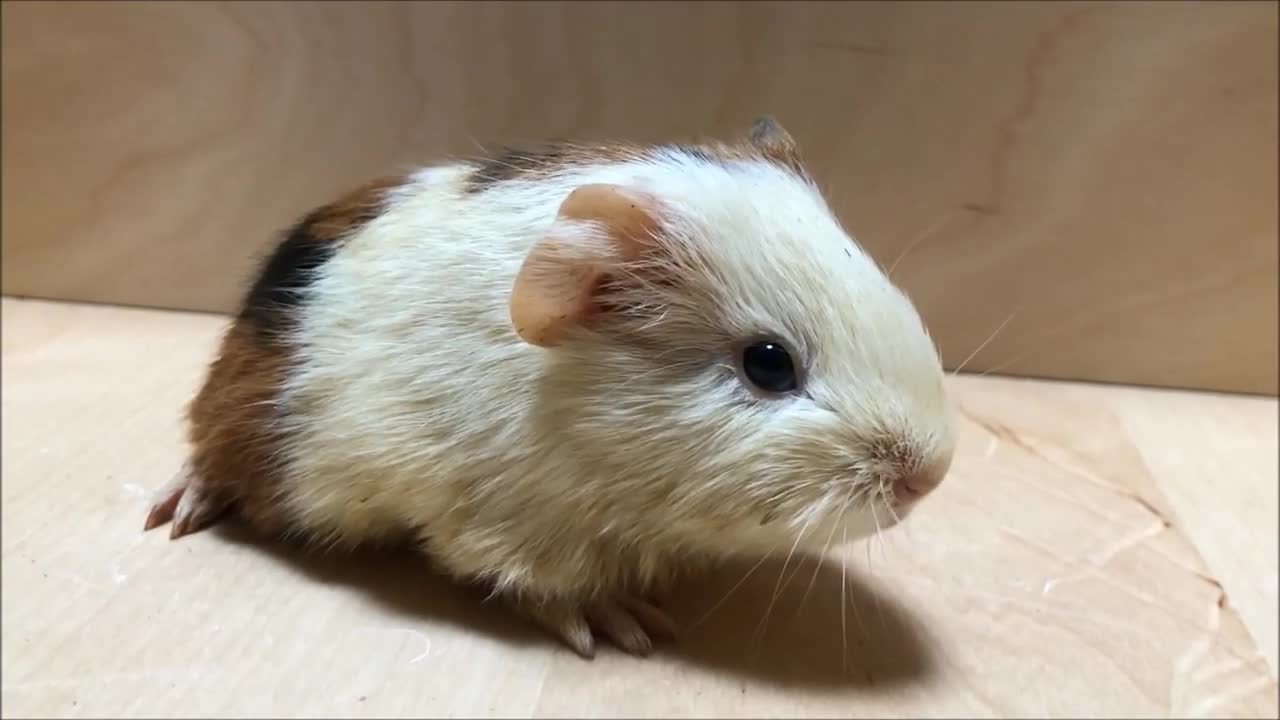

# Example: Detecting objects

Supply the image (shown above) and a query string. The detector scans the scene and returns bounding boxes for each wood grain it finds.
[2,297,1276,718]
[1105,383,1280,675]
[2,1,1276,394]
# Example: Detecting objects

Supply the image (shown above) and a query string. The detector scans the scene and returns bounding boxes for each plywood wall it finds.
[3,1,1276,394]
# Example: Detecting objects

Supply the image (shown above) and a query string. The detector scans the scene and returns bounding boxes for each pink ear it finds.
[509,184,664,347]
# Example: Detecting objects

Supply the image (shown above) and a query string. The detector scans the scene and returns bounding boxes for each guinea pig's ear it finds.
[748,115,804,172]
[509,184,664,347]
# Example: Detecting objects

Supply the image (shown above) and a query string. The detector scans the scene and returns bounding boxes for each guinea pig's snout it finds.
[890,456,951,508]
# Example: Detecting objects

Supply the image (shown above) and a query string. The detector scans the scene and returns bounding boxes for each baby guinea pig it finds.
[144,116,956,659]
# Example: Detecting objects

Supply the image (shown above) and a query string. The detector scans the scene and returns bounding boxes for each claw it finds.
[588,602,652,656]
[622,596,678,642]
[511,592,678,659]
[559,613,598,660]
[142,463,227,540]
[143,490,181,531]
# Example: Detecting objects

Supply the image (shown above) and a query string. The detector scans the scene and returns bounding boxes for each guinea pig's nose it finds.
[891,463,947,505]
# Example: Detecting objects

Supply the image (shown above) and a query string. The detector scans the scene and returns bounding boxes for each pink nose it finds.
[891,465,947,506]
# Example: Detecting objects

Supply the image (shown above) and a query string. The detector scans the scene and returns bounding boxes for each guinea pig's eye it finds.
[740,341,798,394]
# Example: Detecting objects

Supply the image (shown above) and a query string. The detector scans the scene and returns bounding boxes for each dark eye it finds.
[741,341,798,393]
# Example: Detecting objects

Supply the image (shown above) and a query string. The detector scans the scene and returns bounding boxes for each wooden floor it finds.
[2,297,1276,718]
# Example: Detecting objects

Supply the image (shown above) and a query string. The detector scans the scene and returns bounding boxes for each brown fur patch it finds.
[745,115,805,175]
[185,321,295,535]
[305,174,409,243]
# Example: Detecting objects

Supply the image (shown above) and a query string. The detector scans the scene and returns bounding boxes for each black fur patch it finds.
[667,144,715,163]
[466,143,572,193]
[238,217,338,337]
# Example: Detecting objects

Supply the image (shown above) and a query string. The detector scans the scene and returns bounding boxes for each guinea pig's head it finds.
[510,118,955,557]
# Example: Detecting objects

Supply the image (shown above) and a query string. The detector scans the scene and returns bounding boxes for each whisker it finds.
[840,520,849,675]
[752,512,818,650]
[775,514,818,598]
[873,481,893,556]
[462,132,489,154]
[971,349,1035,379]
[887,210,960,279]
[885,476,906,520]
[797,485,859,614]
[868,502,889,629]
[866,499,878,570]
[883,496,906,554]
[951,310,1017,376]
[690,549,774,629]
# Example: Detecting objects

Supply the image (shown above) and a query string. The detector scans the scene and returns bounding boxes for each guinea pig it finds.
[143,116,956,659]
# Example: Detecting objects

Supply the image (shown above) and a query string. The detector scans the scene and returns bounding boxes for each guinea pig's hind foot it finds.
[142,463,230,540]
[511,594,678,660]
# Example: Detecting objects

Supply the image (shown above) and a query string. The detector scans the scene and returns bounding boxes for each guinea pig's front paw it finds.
[509,593,677,659]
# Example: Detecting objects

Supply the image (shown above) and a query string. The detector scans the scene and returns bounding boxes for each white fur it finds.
[275,149,955,603]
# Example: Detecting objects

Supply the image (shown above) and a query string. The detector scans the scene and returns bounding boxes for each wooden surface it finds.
[1,1,1277,396]
[2,297,1276,718]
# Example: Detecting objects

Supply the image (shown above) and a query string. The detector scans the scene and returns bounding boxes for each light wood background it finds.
[2,1,1276,394]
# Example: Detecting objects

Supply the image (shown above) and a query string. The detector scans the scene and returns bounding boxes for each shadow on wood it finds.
[210,522,935,690]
